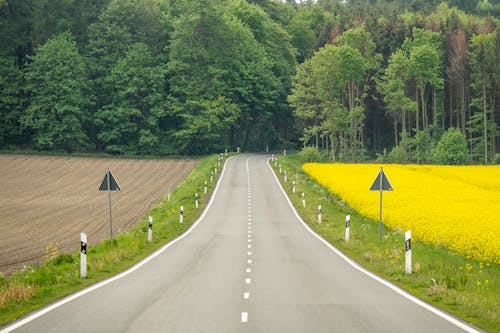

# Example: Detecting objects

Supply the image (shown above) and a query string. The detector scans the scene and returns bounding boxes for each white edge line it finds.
[266,158,482,333]
[1,156,234,333]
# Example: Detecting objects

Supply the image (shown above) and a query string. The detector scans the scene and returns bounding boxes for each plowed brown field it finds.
[0,155,198,276]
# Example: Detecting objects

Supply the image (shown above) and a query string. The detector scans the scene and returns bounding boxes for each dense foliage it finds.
[0,0,498,160]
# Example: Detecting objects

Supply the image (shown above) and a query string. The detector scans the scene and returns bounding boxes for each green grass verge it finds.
[271,155,499,333]
[0,153,229,326]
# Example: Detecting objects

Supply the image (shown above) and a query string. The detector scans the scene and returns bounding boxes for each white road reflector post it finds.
[302,192,306,208]
[80,233,87,278]
[284,149,287,156]
[279,165,282,174]
[274,158,277,167]
[292,181,296,193]
[148,216,153,242]
[284,170,287,182]
[180,206,184,224]
[195,193,199,208]
[345,215,351,242]
[210,171,214,183]
[266,145,269,152]
[225,148,228,156]
[237,147,240,154]
[167,191,171,201]
[405,230,412,274]
[204,181,208,194]
[318,205,322,223]
[215,166,218,175]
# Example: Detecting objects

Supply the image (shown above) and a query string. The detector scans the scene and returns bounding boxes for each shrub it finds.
[297,146,321,163]
[430,128,470,165]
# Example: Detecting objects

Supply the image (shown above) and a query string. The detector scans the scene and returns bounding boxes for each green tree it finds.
[379,49,417,148]
[95,43,166,154]
[22,32,91,152]
[168,0,277,153]
[469,32,497,164]
[0,57,22,146]
[226,0,297,147]
[430,127,470,164]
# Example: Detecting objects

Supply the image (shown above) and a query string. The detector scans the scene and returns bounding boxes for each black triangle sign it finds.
[99,170,121,191]
[369,168,393,191]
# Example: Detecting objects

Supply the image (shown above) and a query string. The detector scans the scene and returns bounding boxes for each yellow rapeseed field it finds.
[303,163,500,264]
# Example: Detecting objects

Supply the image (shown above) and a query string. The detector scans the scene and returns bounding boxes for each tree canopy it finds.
[0,0,498,162]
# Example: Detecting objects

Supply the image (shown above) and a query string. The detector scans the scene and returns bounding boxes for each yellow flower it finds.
[303,163,500,263]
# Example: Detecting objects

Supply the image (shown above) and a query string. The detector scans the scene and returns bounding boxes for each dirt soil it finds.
[0,155,198,276]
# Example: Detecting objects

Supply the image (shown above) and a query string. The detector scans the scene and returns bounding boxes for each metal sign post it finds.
[369,167,393,240]
[98,169,121,240]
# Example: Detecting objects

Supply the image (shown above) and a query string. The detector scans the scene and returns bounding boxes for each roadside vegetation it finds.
[0,153,227,326]
[271,154,499,333]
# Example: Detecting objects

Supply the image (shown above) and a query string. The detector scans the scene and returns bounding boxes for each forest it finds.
[0,0,498,163]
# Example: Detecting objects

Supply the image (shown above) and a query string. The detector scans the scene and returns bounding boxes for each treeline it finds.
[0,0,297,154]
[0,0,499,161]
[288,1,499,164]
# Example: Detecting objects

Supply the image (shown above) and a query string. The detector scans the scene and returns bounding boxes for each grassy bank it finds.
[271,155,498,333]
[0,153,228,326]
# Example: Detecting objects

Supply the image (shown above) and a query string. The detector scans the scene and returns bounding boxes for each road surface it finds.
[3,155,481,332]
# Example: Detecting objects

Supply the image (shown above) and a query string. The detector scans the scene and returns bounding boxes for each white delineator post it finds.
[284,170,287,182]
[210,171,214,183]
[80,233,87,278]
[405,230,412,274]
[345,215,351,242]
[292,181,296,193]
[225,148,228,156]
[302,192,306,208]
[204,181,208,194]
[279,165,282,174]
[195,193,199,208]
[284,149,287,156]
[317,205,322,223]
[167,191,171,201]
[180,206,184,224]
[148,216,153,242]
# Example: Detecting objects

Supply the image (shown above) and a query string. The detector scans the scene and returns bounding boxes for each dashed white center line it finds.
[247,259,252,264]
[241,312,248,323]
[245,278,251,284]
[246,268,251,273]
[247,251,252,256]
[244,292,250,299]
[248,244,252,249]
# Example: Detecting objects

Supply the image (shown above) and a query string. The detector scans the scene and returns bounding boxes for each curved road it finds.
[3,155,481,332]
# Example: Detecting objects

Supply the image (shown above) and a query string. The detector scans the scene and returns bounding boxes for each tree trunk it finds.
[416,85,420,163]
[483,82,488,164]
[461,76,466,134]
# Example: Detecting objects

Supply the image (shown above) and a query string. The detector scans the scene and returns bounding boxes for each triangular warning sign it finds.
[99,170,121,191]
[369,168,393,191]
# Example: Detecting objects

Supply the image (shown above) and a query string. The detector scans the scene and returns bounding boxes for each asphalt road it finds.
[3,155,481,333]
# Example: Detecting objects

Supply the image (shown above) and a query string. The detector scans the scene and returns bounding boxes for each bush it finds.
[430,128,470,165]
[297,146,321,163]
